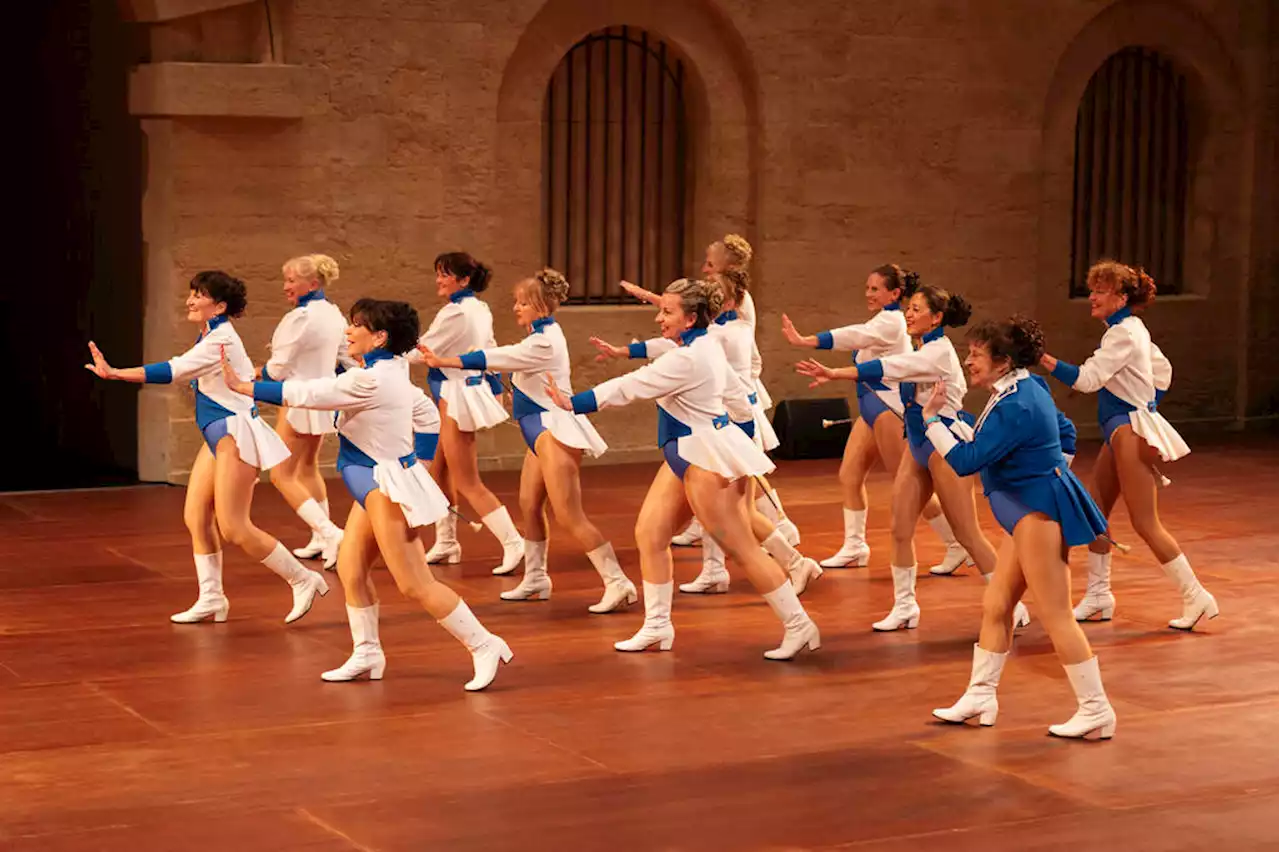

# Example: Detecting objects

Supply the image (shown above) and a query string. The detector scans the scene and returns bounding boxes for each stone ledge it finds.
[119,0,257,23]
[129,62,322,118]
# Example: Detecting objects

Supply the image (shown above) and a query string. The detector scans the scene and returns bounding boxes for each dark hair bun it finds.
[942,293,972,328]
[1006,314,1045,368]
[901,270,920,299]
[189,270,248,318]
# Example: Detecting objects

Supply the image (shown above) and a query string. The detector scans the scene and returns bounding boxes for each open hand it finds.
[588,336,627,362]
[620,280,660,306]
[416,342,443,368]
[795,358,836,389]
[84,341,116,380]
[781,314,807,347]
[543,373,572,410]
[220,346,253,396]
[921,381,947,420]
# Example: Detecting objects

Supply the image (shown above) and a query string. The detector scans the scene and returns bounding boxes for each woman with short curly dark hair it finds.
[85,270,329,627]
[923,315,1115,740]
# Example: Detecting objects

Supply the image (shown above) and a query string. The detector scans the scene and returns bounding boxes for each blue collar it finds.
[297,289,325,307]
[530,316,556,334]
[679,327,708,346]
[449,288,476,305]
[714,310,739,325]
[922,325,945,344]
[1105,306,1132,326]
[207,315,229,332]
[362,347,395,367]
[881,302,901,312]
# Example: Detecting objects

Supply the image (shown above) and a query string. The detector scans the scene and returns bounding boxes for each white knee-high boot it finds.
[933,644,1006,726]
[872,565,920,631]
[321,604,386,681]
[437,599,513,691]
[821,507,870,568]
[1162,554,1218,630]
[500,539,551,601]
[482,506,526,576]
[170,551,229,623]
[614,581,674,652]
[586,542,638,613]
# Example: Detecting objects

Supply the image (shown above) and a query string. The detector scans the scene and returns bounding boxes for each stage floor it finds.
[1,436,1276,850]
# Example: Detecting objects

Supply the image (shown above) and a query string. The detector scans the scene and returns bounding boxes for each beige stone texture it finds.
[123,0,1276,482]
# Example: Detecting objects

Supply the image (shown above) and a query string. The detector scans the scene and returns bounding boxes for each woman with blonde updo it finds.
[621,234,801,548]
[547,278,821,660]
[417,270,638,613]
[263,254,356,569]
[1043,260,1216,631]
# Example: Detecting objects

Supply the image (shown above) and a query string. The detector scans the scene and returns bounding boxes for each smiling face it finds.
[344,317,387,358]
[904,292,942,338]
[282,263,316,303]
[185,288,225,325]
[512,280,545,329]
[1087,278,1129,321]
[964,340,1010,390]
[656,292,695,340]
[865,272,900,313]
[435,265,468,301]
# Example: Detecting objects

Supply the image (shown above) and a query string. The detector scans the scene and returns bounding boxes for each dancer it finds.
[84,271,328,624]
[223,298,512,690]
[796,284,1032,631]
[781,264,975,575]
[407,252,524,575]
[263,253,353,570]
[593,269,823,596]
[416,269,638,613]
[1042,260,1217,630]
[620,234,800,547]
[928,316,1115,739]
[546,278,821,659]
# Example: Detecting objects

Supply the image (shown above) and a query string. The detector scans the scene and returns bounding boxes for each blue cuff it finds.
[1154,388,1166,404]
[458,351,486,370]
[414,432,439,462]
[253,381,285,406]
[816,331,834,350]
[485,373,504,395]
[260,364,273,381]
[571,389,598,415]
[858,360,884,382]
[143,362,173,384]
[628,342,648,359]
[1051,360,1080,386]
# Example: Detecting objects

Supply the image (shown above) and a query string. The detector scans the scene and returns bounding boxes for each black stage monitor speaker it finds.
[771,398,852,460]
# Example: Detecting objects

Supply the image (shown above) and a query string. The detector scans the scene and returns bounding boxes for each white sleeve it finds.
[723,360,754,423]
[405,305,469,364]
[639,338,678,359]
[411,384,441,433]
[829,312,899,352]
[1150,343,1172,391]
[869,344,948,383]
[738,292,757,329]
[263,311,306,381]
[168,334,228,383]
[592,351,694,410]
[479,336,555,372]
[282,370,378,412]
[1071,326,1135,393]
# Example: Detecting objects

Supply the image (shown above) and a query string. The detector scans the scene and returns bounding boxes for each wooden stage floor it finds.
[1,436,1276,850]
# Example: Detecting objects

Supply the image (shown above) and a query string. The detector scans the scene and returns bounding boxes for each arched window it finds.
[1070,47,1189,296]
[543,26,687,305]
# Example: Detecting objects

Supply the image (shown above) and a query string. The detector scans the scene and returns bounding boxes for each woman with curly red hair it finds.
[1042,260,1217,631]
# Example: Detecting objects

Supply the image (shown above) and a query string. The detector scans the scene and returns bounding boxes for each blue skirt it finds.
[987,468,1108,546]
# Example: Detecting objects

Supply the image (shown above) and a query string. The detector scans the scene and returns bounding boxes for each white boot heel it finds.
[589,579,638,614]
[1169,587,1219,631]
[1013,601,1032,629]
[170,597,230,624]
[764,620,820,661]
[789,557,824,596]
[1074,593,1115,622]
[679,569,730,594]
[465,637,513,692]
[614,625,675,652]
[933,644,1006,727]
[285,570,329,624]
[821,542,870,569]
[499,573,552,601]
[1048,656,1117,740]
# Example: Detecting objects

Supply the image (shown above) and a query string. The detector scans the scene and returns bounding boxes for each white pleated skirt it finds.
[440,381,509,432]
[678,426,776,481]
[1130,409,1190,462]
[372,461,451,528]
[753,378,773,412]
[225,413,292,471]
[750,399,780,452]
[539,408,609,458]
[286,405,338,436]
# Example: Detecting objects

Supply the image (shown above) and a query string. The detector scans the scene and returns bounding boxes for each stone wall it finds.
[118,0,1277,482]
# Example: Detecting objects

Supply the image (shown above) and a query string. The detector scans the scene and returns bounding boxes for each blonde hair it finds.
[721,234,753,269]
[283,254,341,287]
[712,268,749,307]
[665,278,724,327]
[520,268,571,314]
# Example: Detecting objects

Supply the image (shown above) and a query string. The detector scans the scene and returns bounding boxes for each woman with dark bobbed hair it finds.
[925,315,1114,739]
